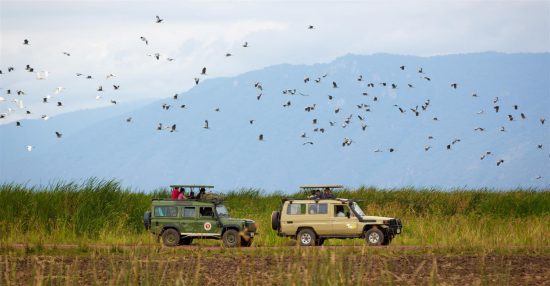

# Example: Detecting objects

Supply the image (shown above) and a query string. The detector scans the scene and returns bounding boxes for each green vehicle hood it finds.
[219,217,255,225]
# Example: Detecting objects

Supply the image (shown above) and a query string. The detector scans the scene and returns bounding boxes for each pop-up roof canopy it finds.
[300,185,343,189]
[170,185,215,188]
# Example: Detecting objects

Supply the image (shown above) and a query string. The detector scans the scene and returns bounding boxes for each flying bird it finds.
[203,120,209,129]
[23,39,29,45]
[258,134,264,141]
[155,15,163,23]
[201,67,207,75]
[55,131,62,138]
[26,145,33,152]
[140,36,148,45]
[496,159,504,166]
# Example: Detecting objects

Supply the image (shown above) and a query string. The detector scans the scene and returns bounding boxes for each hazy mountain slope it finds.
[1,53,549,191]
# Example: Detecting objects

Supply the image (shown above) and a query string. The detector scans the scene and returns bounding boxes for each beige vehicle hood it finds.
[361,216,394,221]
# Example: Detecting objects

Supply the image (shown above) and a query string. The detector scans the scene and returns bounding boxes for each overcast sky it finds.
[1,0,549,122]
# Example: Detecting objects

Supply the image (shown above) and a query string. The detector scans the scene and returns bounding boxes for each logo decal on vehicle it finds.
[204,222,212,231]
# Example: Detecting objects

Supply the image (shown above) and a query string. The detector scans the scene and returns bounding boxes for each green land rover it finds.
[143,185,257,247]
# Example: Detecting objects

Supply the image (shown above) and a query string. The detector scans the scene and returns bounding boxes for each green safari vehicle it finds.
[143,185,257,247]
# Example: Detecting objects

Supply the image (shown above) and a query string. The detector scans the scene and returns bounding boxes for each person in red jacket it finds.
[171,187,179,200]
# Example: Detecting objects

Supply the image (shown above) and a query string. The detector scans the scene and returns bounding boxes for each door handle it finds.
[286,221,293,224]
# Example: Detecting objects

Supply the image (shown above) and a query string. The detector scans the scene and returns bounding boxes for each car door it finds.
[196,206,220,236]
[307,202,331,235]
[180,206,197,235]
[331,203,360,235]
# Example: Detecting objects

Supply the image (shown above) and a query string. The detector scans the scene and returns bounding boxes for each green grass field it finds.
[0,179,548,250]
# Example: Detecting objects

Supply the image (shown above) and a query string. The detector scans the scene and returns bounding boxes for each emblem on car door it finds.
[204,222,212,231]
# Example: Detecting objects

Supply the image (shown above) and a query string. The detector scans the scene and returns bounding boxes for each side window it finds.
[154,206,178,217]
[199,207,214,217]
[182,207,196,218]
[308,203,328,215]
[334,205,351,217]
[287,203,306,215]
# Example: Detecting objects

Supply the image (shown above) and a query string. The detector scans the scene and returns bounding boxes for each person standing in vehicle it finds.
[171,186,179,199]
[196,187,206,200]
[323,188,335,199]
[177,188,187,200]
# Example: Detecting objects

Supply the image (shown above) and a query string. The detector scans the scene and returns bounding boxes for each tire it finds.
[179,237,193,245]
[222,229,241,247]
[316,238,325,246]
[240,238,253,247]
[365,228,385,246]
[271,211,280,230]
[297,229,317,246]
[161,228,180,247]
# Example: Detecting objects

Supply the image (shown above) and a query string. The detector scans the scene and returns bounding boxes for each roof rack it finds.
[169,185,215,188]
[299,185,343,189]
[152,197,224,204]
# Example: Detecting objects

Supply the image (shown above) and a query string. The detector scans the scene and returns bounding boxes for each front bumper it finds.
[387,219,403,236]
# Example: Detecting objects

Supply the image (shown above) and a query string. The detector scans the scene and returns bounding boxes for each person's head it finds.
[324,188,330,193]
[180,188,185,193]
[315,190,321,195]
[200,187,206,193]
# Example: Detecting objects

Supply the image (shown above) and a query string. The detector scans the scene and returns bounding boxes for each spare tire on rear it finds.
[271,211,280,230]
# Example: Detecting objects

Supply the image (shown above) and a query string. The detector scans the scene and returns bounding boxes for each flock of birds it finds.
[0,16,547,179]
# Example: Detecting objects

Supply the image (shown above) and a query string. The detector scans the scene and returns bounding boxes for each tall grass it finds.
[0,180,548,248]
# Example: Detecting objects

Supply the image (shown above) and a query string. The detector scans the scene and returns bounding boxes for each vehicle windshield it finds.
[351,202,366,217]
[216,205,230,217]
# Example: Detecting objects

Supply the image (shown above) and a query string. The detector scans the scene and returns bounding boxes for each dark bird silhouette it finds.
[304,77,310,83]
[157,123,163,130]
[258,134,264,141]
[357,75,363,81]
[256,93,262,100]
[214,107,220,112]
[201,67,207,75]
[400,65,405,70]
[242,42,248,47]
[180,104,186,108]
[194,78,200,85]
[497,159,504,166]
[57,102,63,107]
[328,95,333,100]
[126,117,132,123]
[494,106,500,113]
[113,85,120,90]
[23,39,29,45]
[303,141,314,145]
[225,53,232,57]
[97,86,103,91]
[418,67,423,73]
[537,144,543,149]
[140,36,148,45]
[16,121,21,127]
[423,76,431,81]
[493,97,499,104]
[308,25,314,29]
[389,148,395,153]
[541,118,546,125]
[170,124,176,132]
[155,15,163,23]
[508,115,514,121]
[55,131,62,138]
[110,100,117,104]
[63,52,71,56]
[451,83,458,89]
[514,105,518,110]
[173,94,178,100]
[472,93,478,97]
[391,83,397,89]
[521,113,526,119]
[332,81,338,88]
[249,120,254,124]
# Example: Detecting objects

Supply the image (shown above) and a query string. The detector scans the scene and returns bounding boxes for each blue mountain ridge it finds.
[1,52,549,192]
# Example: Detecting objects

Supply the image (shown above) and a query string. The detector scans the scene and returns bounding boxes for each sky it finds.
[1,0,549,122]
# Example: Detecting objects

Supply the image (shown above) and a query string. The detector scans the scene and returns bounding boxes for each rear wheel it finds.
[161,228,180,247]
[179,237,193,245]
[222,229,241,247]
[297,229,317,246]
[365,228,384,246]
[271,211,281,230]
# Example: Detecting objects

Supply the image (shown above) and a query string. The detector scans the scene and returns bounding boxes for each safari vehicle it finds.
[143,185,257,247]
[271,185,402,246]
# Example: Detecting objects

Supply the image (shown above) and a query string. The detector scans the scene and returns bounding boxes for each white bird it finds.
[106,73,116,79]
[36,70,49,80]
[41,115,49,120]
[26,145,33,152]
[54,87,64,94]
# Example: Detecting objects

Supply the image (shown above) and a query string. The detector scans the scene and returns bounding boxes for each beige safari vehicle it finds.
[271,185,403,246]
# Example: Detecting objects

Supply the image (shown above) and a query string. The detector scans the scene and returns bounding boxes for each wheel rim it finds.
[166,233,177,244]
[368,232,380,244]
[301,233,312,245]
[226,233,236,244]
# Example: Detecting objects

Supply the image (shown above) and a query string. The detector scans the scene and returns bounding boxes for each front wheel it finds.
[365,228,385,246]
[297,229,317,246]
[161,228,180,247]
[222,229,241,247]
